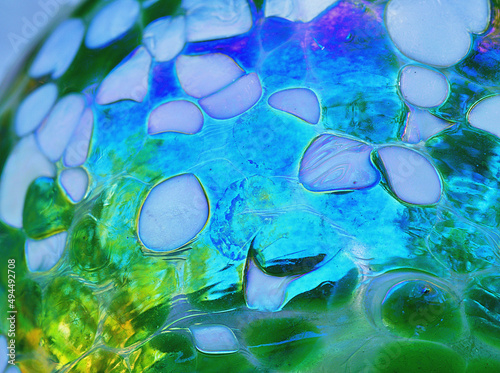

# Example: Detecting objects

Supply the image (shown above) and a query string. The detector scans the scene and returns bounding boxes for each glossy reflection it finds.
[365,271,462,342]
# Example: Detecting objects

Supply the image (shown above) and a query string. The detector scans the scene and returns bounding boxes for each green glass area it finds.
[23,177,73,239]
[380,279,462,341]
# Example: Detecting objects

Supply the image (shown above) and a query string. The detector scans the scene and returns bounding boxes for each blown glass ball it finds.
[1,0,500,372]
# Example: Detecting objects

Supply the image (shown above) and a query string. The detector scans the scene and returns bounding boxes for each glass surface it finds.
[0,0,500,372]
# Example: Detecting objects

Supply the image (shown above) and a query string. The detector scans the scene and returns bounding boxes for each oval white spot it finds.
[377,146,442,205]
[148,100,203,135]
[299,134,380,192]
[85,0,140,49]
[64,108,94,167]
[468,95,500,139]
[189,325,239,354]
[268,88,320,124]
[36,94,86,162]
[176,53,244,99]
[143,16,186,62]
[96,46,152,105]
[199,73,262,120]
[29,19,85,79]
[399,65,449,108]
[59,168,89,203]
[15,83,58,136]
[138,174,209,252]
[183,0,252,42]
[385,0,489,67]
[25,232,67,272]
[0,135,56,228]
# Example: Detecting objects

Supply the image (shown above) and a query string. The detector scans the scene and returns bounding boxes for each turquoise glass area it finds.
[0,0,500,372]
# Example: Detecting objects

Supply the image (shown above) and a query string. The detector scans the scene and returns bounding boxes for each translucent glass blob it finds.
[143,16,186,62]
[138,174,209,251]
[468,95,500,138]
[399,65,449,108]
[0,135,56,228]
[189,325,239,354]
[365,271,462,341]
[175,53,244,99]
[63,108,94,167]
[265,0,339,22]
[182,0,253,42]
[402,107,453,143]
[244,256,294,312]
[148,100,203,135]
[25,232,67,272]
[385,0,490,67]
[299,134,380,192]
[85,0,140,49]
[377,146,442,205]
[268,88,320,124]
[96,47,152,104]
[59,168,89,203]
[199,73,262,119]
[36,94,86,161]
[15,83,58,136]
[29,19,85,79]
[456,0,491,33]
